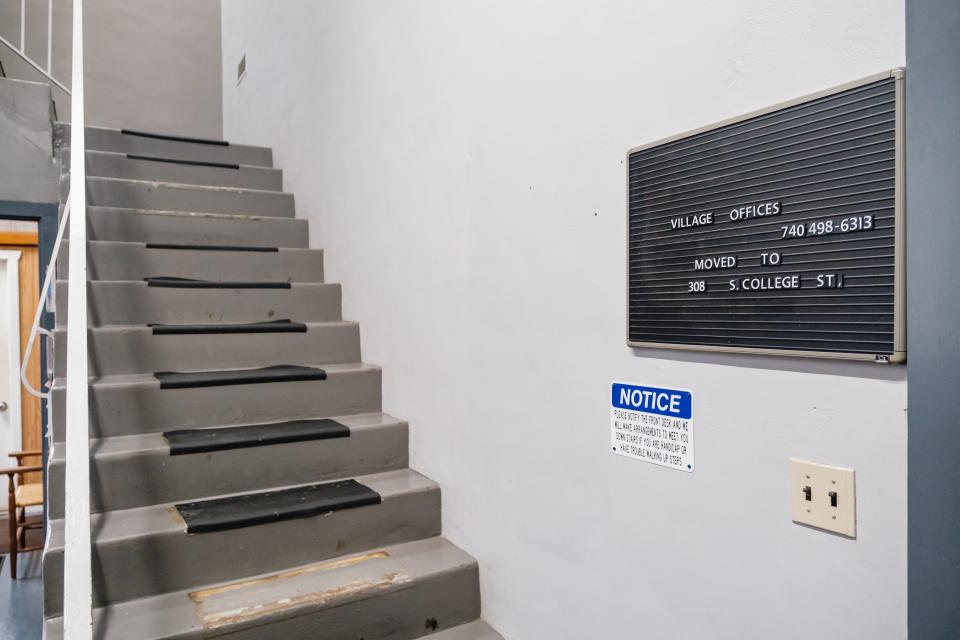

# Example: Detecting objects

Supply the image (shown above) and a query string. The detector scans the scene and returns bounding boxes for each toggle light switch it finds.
[790,459,856,537]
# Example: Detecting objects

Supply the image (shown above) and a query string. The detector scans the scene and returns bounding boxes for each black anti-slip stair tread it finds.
[126,154,241,170]
[163,418,350,455]
[145,276,290,289]
[145,243,279,252]
[176,479,381,534]
[150,319,307,335]
[155,365,327,389]
[120,128,230,147]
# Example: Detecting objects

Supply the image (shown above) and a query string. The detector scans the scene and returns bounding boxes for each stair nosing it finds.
[154,364,327,389]
[46,467,439,545]
[58,278,335,286]
[72,239,322,256]
[53,320,358,334]
[78,239,316,251]
[51,361,376,388]
[62,148,283,172]
[48,412,407,461]
[85,174,292,197]
[87,204,297,221]
[57,122,273,154]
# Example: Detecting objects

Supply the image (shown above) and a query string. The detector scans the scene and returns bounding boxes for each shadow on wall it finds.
[631,347,906,382]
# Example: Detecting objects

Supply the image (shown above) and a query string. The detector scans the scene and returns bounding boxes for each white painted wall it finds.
[221,2,907,638]
[0,0,223,137]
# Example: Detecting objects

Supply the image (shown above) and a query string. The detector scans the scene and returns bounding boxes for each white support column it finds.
[62,0,92,635]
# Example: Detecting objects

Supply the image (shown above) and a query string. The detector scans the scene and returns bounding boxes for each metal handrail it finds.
[20,197,70,400]
[0,0,72,95]
[15,0,75,401]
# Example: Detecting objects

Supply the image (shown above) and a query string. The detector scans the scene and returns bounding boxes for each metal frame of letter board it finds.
[625,69,906,363]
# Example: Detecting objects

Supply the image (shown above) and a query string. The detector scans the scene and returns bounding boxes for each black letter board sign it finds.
[627,70,905,362]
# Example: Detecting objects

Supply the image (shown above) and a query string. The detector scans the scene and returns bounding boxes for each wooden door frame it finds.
[0,249,23,455]
[0,201,59,524]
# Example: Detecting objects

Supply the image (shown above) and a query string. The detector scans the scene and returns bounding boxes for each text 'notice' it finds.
[611,381,694,473]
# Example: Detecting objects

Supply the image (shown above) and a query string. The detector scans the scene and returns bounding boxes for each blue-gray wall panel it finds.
[906,0,960,637]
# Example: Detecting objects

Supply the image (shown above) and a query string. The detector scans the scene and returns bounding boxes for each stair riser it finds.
[55,281,342,327]
[51,368,382,440]
[43,488,441,615]
[61,149,284,190]
[46,422,408,518]
[215,565,480,640]
[54,324,360,377]
[77,178,295,218]
[59,241,325,283]
[58,125,274,167]
[87,207,310,248]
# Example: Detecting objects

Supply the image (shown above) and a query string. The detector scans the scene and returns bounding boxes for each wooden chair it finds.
[2,450,43,579]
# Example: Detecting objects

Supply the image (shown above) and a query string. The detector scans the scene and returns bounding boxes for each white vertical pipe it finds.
[47,0,53,73]
[63,0,92,635]
[19,0,26,52]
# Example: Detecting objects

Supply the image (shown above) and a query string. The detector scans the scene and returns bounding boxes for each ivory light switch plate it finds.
[790,459,856,537]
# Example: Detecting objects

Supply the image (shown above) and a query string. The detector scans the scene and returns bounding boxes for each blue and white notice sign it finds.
[611,381,694,472]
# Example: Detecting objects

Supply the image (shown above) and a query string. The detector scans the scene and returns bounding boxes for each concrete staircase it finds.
[42,126,501,640]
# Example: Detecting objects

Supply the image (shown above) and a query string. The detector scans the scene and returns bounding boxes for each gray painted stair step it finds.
[57,123,274,167]
[61,240,325,282]
[50,362,381,440]
[54,321,361,376]
[43,537,482,640]
[46,413,408,518]
[431,621,506,639]
[80,176,295,217]
[56,280,342,326]
[60,148,284,190]
[86,206,309,247]
[43,469,441,615]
